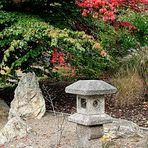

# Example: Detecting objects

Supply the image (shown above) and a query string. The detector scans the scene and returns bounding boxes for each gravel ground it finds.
[2,113,78,148]
[1,112,148,148]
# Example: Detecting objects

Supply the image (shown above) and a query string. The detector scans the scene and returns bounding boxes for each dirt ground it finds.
[2,113,89,148]
[0,112,147,148]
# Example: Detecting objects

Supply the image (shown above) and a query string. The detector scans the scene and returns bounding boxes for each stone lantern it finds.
[65,80,117,140]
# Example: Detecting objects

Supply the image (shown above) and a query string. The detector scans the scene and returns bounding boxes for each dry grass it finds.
[112,46,147,107]
[112,71,145,107]
[121,46,148,84]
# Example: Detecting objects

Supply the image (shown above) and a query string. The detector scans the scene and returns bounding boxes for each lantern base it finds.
[68,113,112,126]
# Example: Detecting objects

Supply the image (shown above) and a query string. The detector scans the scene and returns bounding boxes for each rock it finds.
[101,134,148,148]
[101,118,148,148]
[104,118,143,138]
[0,100,9,119]
[9,72,46,120]
[0,116,31,144]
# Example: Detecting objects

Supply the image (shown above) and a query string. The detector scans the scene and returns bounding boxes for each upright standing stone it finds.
[65,80,117,144]
[9,72,46,120]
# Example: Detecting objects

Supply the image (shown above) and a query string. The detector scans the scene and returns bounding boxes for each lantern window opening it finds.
[81,98,87,109]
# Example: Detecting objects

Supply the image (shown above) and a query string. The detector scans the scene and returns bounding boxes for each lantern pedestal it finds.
[77,124,104,140]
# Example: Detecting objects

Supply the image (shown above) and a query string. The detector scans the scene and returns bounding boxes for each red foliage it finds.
[114,21,137,31]
[51,49,65,66]
[76,0,148,21]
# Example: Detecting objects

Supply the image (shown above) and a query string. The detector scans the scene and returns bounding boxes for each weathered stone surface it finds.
[65,80,117,95]
[9,72,46,120]
[68,113,113,126]
[77,124,104,140]
[101,119,148,148]
[104,118,144,138]
[0,100,9,119]
[77,95,105,115]
[77,125,103,148]
[66,80,116,141]
[0,116,31,144]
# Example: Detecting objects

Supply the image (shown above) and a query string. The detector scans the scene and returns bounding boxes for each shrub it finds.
[0,0,12,9]
[0,11,110,82]
[71,9,147,61]
[99,24,139,58]
[117,10,148,46]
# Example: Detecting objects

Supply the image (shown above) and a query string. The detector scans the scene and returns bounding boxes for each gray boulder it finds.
[9,72,46,120]
[0,116,31,144]
[101,119,148,148]
[104,118,143,138]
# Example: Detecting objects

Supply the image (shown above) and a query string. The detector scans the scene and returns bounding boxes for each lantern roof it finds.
[65,80,117,96]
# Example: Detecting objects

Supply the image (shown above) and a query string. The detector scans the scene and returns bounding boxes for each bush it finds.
[99,24,139,58]
[0,11,110,82]
[72,9,147,61]
[118,10,148,45]
[0,0,12,9]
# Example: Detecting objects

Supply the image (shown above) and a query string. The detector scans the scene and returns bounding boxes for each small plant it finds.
[112,70,145,107]
[112,46,147,107]
[121,46,148,84]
